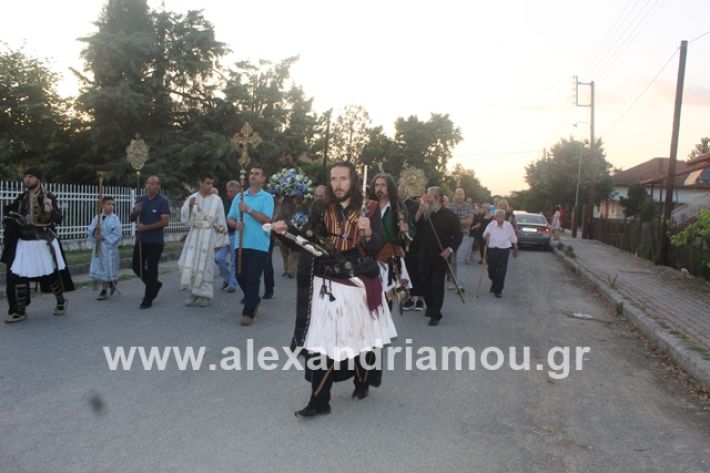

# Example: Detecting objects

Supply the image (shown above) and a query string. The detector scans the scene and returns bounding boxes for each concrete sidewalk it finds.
[552,233,710,390]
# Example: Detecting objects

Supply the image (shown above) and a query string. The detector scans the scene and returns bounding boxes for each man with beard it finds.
[271,162,396,417]
[227,165,274,326]
[2,167,74,323]
[372,173,414,312]
[414,186,462,326]
[483,209,519,298]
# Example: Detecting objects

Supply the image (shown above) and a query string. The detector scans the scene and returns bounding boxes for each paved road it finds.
[1,249,709,473]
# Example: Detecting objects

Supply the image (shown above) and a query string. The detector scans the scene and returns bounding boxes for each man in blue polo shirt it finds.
[130,175,170,309]
[228,165,274,326]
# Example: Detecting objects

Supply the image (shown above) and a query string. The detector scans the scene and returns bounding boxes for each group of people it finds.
[2,164,521,417]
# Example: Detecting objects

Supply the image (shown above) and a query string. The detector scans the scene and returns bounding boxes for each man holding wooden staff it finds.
[227,165,274,326]
[414,186,462,326]
[130,175,170,309]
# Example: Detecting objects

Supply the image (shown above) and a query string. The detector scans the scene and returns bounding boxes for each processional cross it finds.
[230,123,262,275]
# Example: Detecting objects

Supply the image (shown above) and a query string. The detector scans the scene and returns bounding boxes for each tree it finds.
[0,45,70,179]
[222,56,319,177]
[75,0,227,188]
[359,126,400,175]
[671,209,710,258]
[688,137,710,160]
[329,105,371,163]
[520,137,613,213]
[443,164,491,203]
[394,114,462,184]
[619,182,657,222]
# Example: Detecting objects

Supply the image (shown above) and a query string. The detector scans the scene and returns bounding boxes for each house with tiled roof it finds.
[600,153,710,221]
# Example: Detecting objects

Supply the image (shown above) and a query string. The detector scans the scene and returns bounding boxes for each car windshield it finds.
[516,214,547,225]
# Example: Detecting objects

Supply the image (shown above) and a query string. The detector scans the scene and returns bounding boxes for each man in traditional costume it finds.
[372,173,415,312]
[86,196,122,300]
[2,167,74,323]
[178,173,228,307]
[272,162,397,417]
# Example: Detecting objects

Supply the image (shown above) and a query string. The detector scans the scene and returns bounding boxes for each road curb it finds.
[551,243,710,391]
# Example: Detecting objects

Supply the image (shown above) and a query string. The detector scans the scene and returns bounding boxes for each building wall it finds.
[599,186,710,219]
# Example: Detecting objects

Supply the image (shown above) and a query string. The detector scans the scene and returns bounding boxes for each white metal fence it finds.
[0,181,187,246]
[670,193,710,227]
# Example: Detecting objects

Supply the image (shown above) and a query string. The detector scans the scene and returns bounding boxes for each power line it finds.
[601,47,678,139]
[592,0,666,80]
[579,0,645,77]
[455,149,542,158]
[689,27,710,44]
[581,0,651,78]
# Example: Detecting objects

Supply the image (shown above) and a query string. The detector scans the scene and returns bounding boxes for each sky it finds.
[2,0,710,195]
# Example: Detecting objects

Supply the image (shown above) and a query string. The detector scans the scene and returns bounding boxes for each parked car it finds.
[513,211,552,249]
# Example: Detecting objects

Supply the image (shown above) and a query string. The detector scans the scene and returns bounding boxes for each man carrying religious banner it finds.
[178,173,228,307]
[86,196,122,300]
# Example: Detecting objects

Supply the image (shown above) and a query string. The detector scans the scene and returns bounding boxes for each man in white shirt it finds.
[482,209,519,298]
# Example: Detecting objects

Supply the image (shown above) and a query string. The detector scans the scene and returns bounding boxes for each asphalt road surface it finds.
[1,248,709,473]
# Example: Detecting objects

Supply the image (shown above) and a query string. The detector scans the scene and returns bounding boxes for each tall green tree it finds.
[222,56,318,177]
[518,137,613,213]
[330,105,371,163]
[443,164,491,203]
[394,113,462,184]
[0,46,70,179]
[75,0,227,188]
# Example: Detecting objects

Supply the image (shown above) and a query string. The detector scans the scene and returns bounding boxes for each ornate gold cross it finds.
[231,122,262,169]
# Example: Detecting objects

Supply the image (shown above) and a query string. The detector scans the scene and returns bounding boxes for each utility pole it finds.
[659,40,688,265]
[574,76,596,239]
[572,144,583,238]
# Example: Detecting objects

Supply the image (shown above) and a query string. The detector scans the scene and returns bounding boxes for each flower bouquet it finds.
[267,168,313,200]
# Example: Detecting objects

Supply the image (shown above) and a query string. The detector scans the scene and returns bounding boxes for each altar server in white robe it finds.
[87,196,122,300]
[178,173,228,306]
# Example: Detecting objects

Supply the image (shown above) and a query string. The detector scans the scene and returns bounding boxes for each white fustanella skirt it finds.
[304,276,397,362]
[10,239,67,278]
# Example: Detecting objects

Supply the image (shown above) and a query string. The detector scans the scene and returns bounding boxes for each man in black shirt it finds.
[414,186,462,326]
[129,175,170,309]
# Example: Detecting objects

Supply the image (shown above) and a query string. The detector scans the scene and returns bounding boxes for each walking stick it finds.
[231,123,262,277]
[126,135,150,281]
[94,171,105,256]
[475,240,488,298]
[422,208,466,304]
[237,169,246,276]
